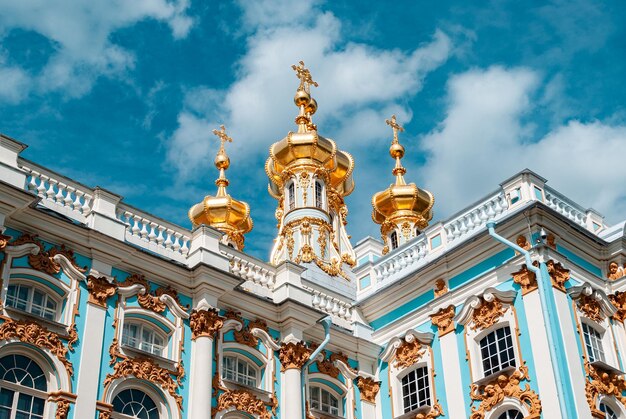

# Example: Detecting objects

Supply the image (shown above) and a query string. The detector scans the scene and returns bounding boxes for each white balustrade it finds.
[306,287,353,321]
[22,164,93,223]
[544,188,587,227]
[116,206,190,259]
[444,192,508,243]
[228,255,276,290]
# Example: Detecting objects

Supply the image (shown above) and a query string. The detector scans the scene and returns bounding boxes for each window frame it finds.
[221,354,260,388]
[314,180,324,210]
[478,325,517,378]
[5,282,61,322]
[111,387,160,419]
[390,231,399,250]
[0,354,49,419]
[399,363,432,414]
[121,321,168,358]
[288,182,296,211]
[581,321,607,363]
[308,382,343,417]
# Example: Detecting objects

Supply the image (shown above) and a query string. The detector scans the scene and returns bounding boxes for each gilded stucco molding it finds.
[545,259,569,292]
[86,275,116,307]
[214,389,271,419]
[511,264,538,295]
[233,318,270,348]
[0,319,74,375]
[584,362,626,417]
[455,288,516,332]
[10,233,87,276]
[118,273,189,316]
[279,341,311,371]
[568,283,617,322]
[433,279,448,298]
[104,357,183,410]
[356,376,380,403]
[469,365,541,419]
[430,305,456,336]
[190,308,223,340]
[609,291,626,323]
[380,330,434,367]
[55,400,70,419]
[315,350,340,379]
[516,235,531,251]
[608,261,625,281]
[415,403,444,419]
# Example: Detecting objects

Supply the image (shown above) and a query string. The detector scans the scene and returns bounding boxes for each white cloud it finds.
[0,0,193,101]
[419,66,626,224]
[166,1,452,181]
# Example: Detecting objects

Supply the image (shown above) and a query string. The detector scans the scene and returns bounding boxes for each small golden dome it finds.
[306,97,317,115]
[294,90,311,107]
[372,115,434,231]
[189,125,253,249]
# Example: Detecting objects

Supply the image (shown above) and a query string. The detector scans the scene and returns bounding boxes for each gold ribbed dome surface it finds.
[189,125,253,249]
[371,115,434,229]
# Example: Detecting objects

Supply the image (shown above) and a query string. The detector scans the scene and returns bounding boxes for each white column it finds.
[73,295,109,417]
[521,290,562,418]
[355,376,379,419]
[282,368,303,419]
[553,290,591,417]
[189,335,214,418]
[612,320,626,369]
[188,308,221,419]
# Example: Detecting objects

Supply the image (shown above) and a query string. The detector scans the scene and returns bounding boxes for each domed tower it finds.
[266,61,356,278]
[189,125,253,250]
[372,115,434,254]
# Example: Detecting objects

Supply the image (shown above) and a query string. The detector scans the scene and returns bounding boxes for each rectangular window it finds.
[582,323,606,363]
[480,326,516,377]
[401,366,431,413]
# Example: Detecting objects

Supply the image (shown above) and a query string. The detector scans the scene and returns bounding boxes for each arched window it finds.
[222,355,258,387]
[497,410,524,419]
[401,365,431,413]
[0,354,47,419]
[288,183,295,211]
[112,388,159,419]
[600,402,618,419]
[390,231,399,250]
[6,284,58,321]
[122,322,166,357]
[315,181,323,209]
[309,386,339,416]
[582,322,606,363]
[479,326,516,377]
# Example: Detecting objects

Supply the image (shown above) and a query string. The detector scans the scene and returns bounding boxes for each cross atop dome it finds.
[212,124,233,156]
[385,114,405,145]
[291,60,318,93]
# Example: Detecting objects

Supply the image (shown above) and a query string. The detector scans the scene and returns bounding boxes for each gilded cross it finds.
[385,115,404,144]
[212,124,233,154]
[291,60,318,93]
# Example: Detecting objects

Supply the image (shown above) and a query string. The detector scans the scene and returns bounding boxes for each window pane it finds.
[0,388,14,408]
[480,326,516,376]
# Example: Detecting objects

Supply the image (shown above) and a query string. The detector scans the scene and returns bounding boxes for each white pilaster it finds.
[553,290,591,417]
[521,290,562,418]
[438,331,465,419]
[73,302,107,418]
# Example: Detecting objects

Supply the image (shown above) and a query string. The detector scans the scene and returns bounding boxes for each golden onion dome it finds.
[188,125,253,249]
[372,115,434,230]
[266,61,355,199]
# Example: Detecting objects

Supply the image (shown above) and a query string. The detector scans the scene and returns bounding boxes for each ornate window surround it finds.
[597,395,626,418]
[216,316,280,395]
[105,378,173,419]
[114,278,189,368]
[0,239,85,332]
[488,402,528,419]
[455,288,522,383]
[0,343,75,419]
[307,375,346,418]
[380,329,441,418]
[568,283,620,370]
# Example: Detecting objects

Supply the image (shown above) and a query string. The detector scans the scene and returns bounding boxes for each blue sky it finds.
[1,0,625,259]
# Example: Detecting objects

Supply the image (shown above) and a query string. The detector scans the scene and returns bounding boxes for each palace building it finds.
[0,62,624,419]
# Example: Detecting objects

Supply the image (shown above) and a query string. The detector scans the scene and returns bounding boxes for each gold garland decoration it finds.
[214,389,271,419]
[511,264,538,295]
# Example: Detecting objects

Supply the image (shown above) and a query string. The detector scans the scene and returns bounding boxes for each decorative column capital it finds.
[512,264,538,295]
[356,376,380,403]
[430,305,456,336]
[86,275,116,307]
[190,308,223,340]
[279,341,311,371]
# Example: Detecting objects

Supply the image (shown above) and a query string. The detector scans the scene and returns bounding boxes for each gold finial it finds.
[385,114,405,145]
[211,124,233,194]
[385,115,406,184]
[292,60,318,93]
